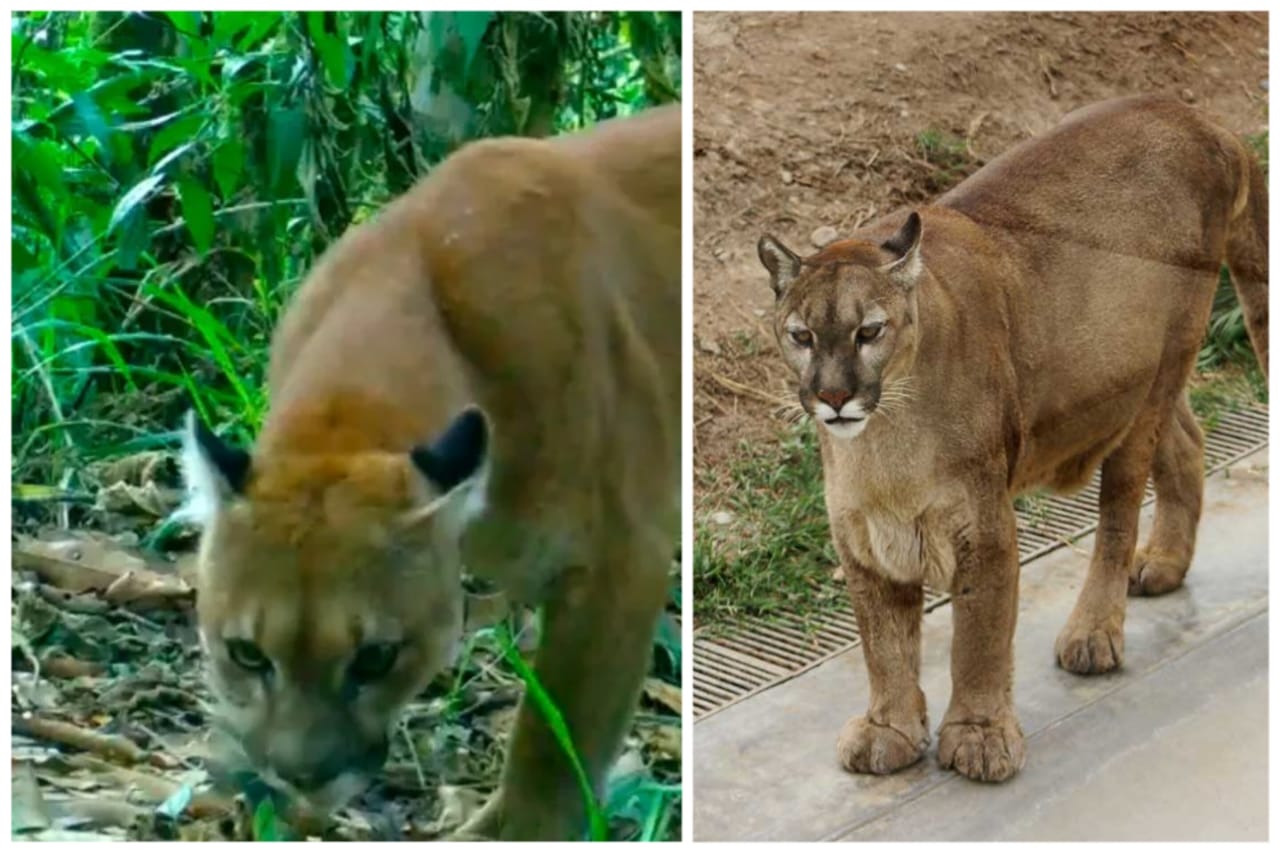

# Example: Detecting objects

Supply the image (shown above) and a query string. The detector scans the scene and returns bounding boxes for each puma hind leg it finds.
[1130,394,1204,597]
[1056,409,1163,675]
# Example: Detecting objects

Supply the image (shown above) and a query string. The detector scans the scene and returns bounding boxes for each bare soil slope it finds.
[693,11,1268,493]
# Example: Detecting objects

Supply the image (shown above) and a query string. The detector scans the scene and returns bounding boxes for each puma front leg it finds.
[938,492,1025,783]
[837,558,929,775]
[460,528,670,840]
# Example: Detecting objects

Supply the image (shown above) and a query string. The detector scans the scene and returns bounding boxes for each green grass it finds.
[494,619,608,841]
[694,422,842,626]
[1189,365,1266,431]
[1246,128,1268,173]
[914,127,975,192]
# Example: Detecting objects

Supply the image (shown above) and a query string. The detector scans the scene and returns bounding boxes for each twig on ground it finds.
[63,753,235,820]
[704,370,791,409]
[14,715,148,766]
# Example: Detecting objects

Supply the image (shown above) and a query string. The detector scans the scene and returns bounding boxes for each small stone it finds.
[780,169,794,185]
[1180,88,1195,102]
[893,62,908,73]
[697,337,722,356]
[711,511,734,526]
[810,225,838,248]
[753,308,766,317]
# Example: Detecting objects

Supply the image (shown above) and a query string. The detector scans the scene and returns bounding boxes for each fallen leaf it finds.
[643,724,681,761]
[642,677,682,714]
[433,785,487,834]
[12,762,52,833]
[14,535,192,609]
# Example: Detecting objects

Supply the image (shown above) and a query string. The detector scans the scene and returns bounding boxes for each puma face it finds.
[758,212,924,440]
[181,408,489,811]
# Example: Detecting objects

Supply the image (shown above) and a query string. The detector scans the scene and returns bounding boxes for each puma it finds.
[756,95,1266,783]
[182,104,680,838]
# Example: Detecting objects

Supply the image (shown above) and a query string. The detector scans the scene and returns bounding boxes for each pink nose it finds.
[816,389,852,409]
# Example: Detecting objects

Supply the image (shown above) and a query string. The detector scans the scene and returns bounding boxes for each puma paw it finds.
[1128,548,1189,597]
[1055,618,1124,674]
[451,787,583,840]
[836,715,927,775]
[937,716,1025,783]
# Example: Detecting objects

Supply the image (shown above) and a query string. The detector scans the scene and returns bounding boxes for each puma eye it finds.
[856,322,885,343]
[349,642,402,684]
[226,639,272,674]
[789,329,814,347]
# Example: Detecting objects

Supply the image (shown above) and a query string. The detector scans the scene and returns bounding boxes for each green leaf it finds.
[163,11,200,35]
[266,106,306,195]
[305,12,350,89]
[252,798,279,842]
[150,140,197,176]
[18,44,83,89]
[70,92,114,163]
[13,131,66,199]
[108,174,164,233]
[146,113,206,167]
[452,12,494,75]
[211,138,244,200]
[115,207,151,271]
[206,11,282,51]
[177,177,214,256]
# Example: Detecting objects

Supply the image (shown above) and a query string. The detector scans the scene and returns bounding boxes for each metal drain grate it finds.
[693,403,1269,719]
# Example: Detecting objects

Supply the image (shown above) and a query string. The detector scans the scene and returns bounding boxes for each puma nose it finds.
[816,389,853,409]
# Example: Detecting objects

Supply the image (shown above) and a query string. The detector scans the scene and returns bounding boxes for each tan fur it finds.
[193,105,680,838]
[757,95,1267,783]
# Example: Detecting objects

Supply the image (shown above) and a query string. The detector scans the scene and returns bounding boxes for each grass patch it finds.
[1188,363,1266,430]
[694,421,842,627]
[914,128,974,192]
[1246,128,1268,173]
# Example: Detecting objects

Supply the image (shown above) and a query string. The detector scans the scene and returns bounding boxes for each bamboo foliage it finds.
[11,10,681,483]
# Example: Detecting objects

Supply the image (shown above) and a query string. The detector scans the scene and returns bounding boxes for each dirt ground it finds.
[692,11,1269,500]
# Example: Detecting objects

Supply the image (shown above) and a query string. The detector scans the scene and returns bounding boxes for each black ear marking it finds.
[758,234,803,297]
[882,211,922,259]
[410,407,489,494]
[190,412,251,494]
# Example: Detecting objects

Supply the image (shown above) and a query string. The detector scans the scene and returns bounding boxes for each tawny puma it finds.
[756,94,1266,783]
[182,104,680,838]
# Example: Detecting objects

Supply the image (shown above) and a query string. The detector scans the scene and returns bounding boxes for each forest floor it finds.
[692,11,1269,625]
[11,461,681,841]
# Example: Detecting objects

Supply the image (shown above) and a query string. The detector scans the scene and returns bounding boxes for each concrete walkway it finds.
[694,452,1268,841]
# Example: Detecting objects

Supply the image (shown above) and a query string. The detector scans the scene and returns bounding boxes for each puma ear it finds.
[180,410,251,525]
[879,211,924,290]
[406,406,490,530]
[758,234,803,298]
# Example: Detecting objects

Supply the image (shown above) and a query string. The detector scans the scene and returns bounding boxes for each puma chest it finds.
[832,501,965,590]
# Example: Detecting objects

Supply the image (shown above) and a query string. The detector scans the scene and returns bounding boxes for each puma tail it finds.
[1224,136,1269,377]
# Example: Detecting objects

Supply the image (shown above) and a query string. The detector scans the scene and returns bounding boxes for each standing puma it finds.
[182,105,680,838]
[756,95,1266,782]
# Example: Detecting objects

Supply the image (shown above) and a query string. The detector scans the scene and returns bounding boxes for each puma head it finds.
[758,212,924,440]
[181,407,488,810]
